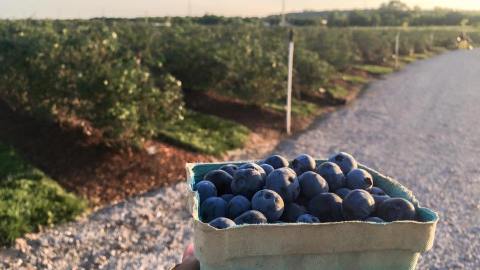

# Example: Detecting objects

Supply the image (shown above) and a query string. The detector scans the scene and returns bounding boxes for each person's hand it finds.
[172,243,200,270]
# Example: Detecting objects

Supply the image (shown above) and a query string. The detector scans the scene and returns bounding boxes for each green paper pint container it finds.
[186,160,439,270]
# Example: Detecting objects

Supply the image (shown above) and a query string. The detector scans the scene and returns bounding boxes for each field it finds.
[0,18,478,244]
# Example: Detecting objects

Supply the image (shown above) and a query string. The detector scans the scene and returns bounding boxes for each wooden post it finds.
[395,32,400,69]
[286,29,294,135]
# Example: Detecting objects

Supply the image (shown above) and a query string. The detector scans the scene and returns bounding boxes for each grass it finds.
[354,64,394,75]
[0,143,87,246]
[265,98,320,117]
[327,85,350,100]
[158,110,250,155]
[342,74,370,85]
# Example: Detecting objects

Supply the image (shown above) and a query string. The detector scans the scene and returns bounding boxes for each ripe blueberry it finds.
[368,186,386,196]
[260,164,274,177]
[203,169,233,195]
[308,192,343,222]
[252,189,284,222]
[346,168,373,190]
[291,154,316,175]
[298,171,329,200]
[219,164,238,177]
[377,198,416,222]
[195,180,217,204]
[231,168,264,199]
[200,197,227,223]
[328,152,358,174]
[261,154,289,169]
[238,162,267,182]
[234,210,268,225]
[342,189,375,220]
[265,168,300,203]
[209,217,236,229]
[317,161,346,191]
[227,195,251,219]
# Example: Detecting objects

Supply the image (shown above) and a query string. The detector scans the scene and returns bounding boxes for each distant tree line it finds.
[266,1,480,27]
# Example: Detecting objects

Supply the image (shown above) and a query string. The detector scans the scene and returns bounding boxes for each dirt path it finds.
[2,50,479,269]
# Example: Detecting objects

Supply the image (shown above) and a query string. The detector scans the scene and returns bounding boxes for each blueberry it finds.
[334,188,352,199]
[298,171,329,200]
[231,168,264,199]
[234,210,268,225]
[372,194,390,207]
[265,168,300,203]
[203,169,234,195]
[209,217,236,229]
[195,180,217,204]
[238,162,267,182]
[297,214,320,223]
[260,164,274,177]
[227,195,251,219]
[219,164,238,177]
[221,194,235,203]
[346,169,373,190]
[261,154,289,169]
[328,152,358,174]
[294,195,309,207]
[377,198,416,222]
[342,189,375,220]
[291,154,316,175]
[200,197,227,223]
[281,203,307,222]
[368,186,386,196]
[308,192,343,222]
[317,162,346,191]
[252,189,284,222]
[365,217,385,223]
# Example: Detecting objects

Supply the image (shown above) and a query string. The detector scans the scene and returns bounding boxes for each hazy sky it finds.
[1,0,480,19]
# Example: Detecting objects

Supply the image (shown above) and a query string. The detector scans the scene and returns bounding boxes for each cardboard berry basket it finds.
[185,160,439,270]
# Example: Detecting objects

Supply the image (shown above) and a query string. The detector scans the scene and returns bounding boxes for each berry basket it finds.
[186,160,439,270]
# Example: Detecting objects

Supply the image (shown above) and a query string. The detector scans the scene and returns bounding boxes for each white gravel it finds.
[1,50,480,269]
[0,183,193,270]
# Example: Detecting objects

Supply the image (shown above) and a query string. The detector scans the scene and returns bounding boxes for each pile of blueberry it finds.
[194,152,416,229]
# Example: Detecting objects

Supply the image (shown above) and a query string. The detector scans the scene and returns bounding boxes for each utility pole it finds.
[395,32,400,69]
[286,29,294,135]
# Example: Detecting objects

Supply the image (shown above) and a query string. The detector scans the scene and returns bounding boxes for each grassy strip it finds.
[0,143,87,246]
[158,110,250,155]
[265,98,321,117]
[355,65,394,75]
[342,74,370,85]
[327,86,350,100]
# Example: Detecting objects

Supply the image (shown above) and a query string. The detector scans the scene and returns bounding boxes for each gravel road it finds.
[2,50,480,269]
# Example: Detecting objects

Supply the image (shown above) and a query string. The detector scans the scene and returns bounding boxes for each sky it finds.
[1,0,480,19]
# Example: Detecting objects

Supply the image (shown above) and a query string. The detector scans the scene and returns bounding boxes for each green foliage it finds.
[0,143,87,246]
[355,65,394,75]
[0,19,473,150]
[353,30,393,64]
[342,75,369,85]
[294,48,334,94]
[157,110,250,155]
[0,21,184,145]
